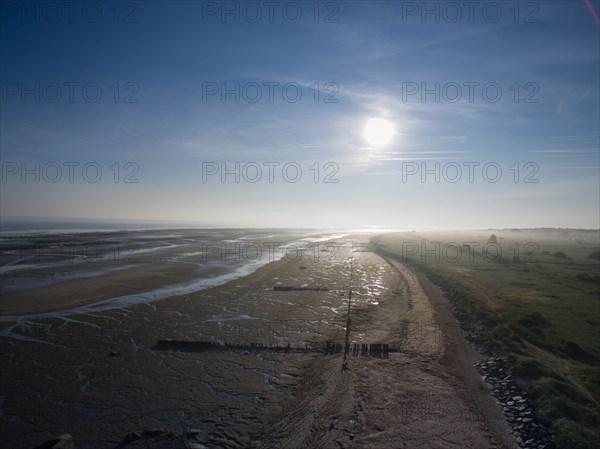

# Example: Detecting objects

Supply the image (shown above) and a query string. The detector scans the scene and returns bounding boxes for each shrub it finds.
[554,418,600,449]
[561,340,598,363]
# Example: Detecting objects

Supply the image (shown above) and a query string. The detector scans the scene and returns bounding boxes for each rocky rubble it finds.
[474,357,556,449]
[442,288,558,449]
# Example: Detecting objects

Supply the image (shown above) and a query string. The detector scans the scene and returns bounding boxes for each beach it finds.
[0,232,514,449]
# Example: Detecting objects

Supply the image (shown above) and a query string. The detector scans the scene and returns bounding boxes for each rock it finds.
[186,442,210,449]
[445,321,555,448]
[55,435,75,449]
[33,434,75,449]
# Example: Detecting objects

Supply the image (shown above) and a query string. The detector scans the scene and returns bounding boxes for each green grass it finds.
[371,229,600,448]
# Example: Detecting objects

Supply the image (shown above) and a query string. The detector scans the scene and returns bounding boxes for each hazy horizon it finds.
[1,215,599,235]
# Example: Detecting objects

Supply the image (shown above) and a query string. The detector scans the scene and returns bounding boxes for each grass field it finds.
[371,229,600,449]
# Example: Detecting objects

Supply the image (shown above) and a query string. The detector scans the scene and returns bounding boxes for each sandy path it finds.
[253,251,516,449]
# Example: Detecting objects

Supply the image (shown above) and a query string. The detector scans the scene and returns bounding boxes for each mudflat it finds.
[0,237,515,449]
[0,262,200,316]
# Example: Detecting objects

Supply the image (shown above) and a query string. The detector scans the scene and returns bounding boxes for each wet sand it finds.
[0,236,516,449]
[0,262,200,315]
[253,254,516,449]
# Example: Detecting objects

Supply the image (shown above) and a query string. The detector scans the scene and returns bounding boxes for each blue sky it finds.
[1,0,599,229]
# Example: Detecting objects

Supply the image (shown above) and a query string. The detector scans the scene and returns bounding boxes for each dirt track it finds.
[252,251,517,449]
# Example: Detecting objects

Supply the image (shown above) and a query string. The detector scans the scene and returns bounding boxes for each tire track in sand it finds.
[253,251,515,449]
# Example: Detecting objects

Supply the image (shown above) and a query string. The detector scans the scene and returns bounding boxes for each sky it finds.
[1,0,599,229]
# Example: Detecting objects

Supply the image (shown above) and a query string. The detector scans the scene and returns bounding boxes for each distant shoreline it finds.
[0,229,358,321]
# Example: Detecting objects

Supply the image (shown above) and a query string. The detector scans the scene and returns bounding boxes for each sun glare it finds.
[363,118,395,147]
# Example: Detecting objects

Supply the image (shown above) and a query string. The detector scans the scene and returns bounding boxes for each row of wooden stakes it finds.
[153,340,392,358]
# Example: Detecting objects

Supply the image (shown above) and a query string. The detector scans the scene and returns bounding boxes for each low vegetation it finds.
[371,229,600,449]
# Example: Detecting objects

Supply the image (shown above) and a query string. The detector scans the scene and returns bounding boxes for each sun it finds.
[363,118,395,147]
